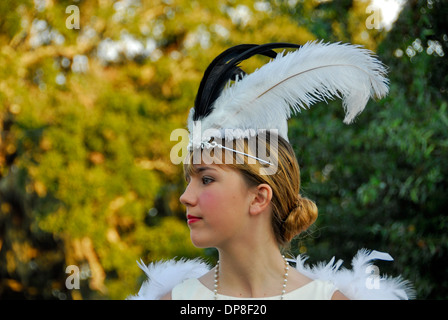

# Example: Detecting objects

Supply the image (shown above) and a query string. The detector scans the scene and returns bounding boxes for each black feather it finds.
[193,43,302,121]
[193,44,266,121]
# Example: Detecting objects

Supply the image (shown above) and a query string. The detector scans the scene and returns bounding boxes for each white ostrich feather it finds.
[189,41,389,147]
[127,258,210,300]
[295,249,415,300]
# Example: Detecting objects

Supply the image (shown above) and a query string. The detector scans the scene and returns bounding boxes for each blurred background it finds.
[0,0,446,300]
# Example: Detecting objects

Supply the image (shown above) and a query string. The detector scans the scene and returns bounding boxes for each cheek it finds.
[198,189,219,210]
[199,189,231,217]
[199,191,222,207]
[200,187,248,220]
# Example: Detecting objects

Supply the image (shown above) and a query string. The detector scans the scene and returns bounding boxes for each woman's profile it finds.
[129,42,414,300]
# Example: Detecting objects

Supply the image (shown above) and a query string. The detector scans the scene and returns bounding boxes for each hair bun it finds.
[283,194,318,243]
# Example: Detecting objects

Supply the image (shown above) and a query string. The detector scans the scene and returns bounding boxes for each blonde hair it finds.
[184,131,318,247]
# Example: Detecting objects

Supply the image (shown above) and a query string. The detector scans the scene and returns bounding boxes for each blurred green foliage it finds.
[0,0,446,299]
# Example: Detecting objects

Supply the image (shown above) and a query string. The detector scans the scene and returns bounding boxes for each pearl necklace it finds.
[213,255,290,300]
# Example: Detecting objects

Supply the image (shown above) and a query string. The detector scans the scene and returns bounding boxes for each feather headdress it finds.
[187,41,389,150]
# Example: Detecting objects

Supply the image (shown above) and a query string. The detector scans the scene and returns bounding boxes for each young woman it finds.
[162,132,348,299]
[129,42,414,300]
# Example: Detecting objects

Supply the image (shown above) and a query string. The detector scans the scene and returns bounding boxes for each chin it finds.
[190,232,217,249]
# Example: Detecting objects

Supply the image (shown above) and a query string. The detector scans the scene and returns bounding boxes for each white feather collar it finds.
[127,249,414,300]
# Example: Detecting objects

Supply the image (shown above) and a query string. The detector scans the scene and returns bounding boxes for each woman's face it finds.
[179,163,254,248]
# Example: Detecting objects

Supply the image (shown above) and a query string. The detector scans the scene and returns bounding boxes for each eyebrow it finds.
[196,166,217,173]
[184,166,217,182]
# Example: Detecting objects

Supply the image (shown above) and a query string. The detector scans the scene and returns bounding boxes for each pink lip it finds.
[187,215,202,225]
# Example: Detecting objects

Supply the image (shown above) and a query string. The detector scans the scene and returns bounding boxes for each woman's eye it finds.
[202,176,214,185]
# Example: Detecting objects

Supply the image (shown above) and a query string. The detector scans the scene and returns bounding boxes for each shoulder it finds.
[283,269,334,300]
[158,277,208,300]
[171,277,215,299]
[287,267,314,289]
[331,290,349,300]
[160,291,172,300]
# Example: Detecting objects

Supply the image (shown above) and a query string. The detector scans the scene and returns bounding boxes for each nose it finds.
[179,182,196,207]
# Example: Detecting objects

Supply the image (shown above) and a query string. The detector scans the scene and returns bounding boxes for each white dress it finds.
[171,278,337,300]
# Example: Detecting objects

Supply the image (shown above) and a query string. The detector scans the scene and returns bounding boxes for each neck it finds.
[215,239,286,298]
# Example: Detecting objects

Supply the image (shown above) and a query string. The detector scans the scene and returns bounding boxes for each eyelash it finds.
[201,176,214,185]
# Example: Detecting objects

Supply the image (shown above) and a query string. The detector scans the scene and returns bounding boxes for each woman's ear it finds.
[249,184,272,216]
